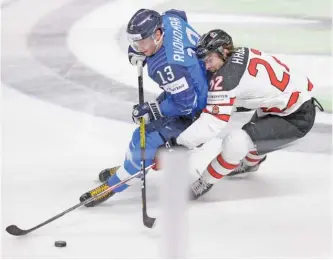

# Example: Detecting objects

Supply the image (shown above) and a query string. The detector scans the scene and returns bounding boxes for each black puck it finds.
[55,241,66,247]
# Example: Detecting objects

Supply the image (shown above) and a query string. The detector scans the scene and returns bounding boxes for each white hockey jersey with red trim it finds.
[177,47,314,149]
[236,48,313,116]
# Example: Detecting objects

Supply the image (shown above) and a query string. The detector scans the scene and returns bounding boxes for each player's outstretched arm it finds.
[177,90,236,149]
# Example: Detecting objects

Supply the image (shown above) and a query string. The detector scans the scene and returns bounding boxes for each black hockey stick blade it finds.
[143,214,156,228]
[6,225,29,236]
[5,171,144,237]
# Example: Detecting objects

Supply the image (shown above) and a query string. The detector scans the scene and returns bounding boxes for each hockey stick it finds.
[137,60,156,228]
[5,170,142,236]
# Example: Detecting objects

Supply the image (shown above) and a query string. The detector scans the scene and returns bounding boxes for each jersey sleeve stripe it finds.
[307,78,314,91]
[286,91,300,109]
[214,114,231,122]
[262,91,300,113]
[202,108,231,122]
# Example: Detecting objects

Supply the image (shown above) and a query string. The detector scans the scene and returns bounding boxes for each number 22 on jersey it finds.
[248,49,290,92]
[209,76,223,91]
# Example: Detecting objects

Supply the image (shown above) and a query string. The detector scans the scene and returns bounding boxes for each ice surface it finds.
[2,85,331,258]
[1,0,332,258]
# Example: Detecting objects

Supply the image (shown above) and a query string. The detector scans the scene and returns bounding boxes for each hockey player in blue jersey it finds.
[79,9,208,207]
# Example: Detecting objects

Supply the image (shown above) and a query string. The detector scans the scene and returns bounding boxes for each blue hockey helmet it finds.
[126,9,163,52]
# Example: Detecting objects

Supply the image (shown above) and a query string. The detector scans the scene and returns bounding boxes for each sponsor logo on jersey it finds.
[207,91,230,105]
[163,77,189,94]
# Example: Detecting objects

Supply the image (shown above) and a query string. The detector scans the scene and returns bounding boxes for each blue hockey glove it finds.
[132,102,163,125]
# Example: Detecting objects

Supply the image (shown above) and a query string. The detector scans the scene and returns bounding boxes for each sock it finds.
[243,150,266,166]
[202,153,240,184]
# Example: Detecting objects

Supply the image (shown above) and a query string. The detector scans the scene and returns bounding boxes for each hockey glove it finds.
[173,136,204,149]
[128,46,146,66]
[132,102,163,125]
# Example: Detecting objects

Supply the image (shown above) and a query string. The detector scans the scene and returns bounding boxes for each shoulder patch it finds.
[216,47,249,91]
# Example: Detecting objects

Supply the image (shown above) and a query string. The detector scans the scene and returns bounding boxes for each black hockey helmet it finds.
[196,29,233,60]
[126,9,163,51]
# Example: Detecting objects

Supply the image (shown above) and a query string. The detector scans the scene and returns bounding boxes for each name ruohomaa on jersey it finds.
[169,16,185,62]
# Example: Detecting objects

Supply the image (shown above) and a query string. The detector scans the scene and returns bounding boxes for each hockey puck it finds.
[54,241,66,247]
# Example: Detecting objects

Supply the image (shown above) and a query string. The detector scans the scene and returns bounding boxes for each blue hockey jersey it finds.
[146,9,208,118]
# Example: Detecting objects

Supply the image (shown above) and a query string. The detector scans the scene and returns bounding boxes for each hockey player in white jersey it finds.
[173,29,324,199]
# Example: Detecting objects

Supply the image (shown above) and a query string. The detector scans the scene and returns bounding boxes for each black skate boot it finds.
[80,183,115,207]
[190,176,214,200]
[227,156,267,177]
[98,166,120,182]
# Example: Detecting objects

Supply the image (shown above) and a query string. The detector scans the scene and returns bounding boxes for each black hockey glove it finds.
[132,102,163,125]
[164,138,188,152]
[170,136,204,149]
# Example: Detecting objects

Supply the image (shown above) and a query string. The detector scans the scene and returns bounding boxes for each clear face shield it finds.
[128,35,155,53]
[127,31,164,54]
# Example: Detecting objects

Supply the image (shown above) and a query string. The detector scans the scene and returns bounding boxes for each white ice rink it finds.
[1,0,332,258]
[2,84,332,258]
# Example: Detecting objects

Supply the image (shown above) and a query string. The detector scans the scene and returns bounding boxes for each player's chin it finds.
[143,50,152,56]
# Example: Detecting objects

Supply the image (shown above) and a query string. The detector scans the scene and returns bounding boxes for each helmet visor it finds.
[127,33,155,53]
